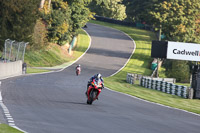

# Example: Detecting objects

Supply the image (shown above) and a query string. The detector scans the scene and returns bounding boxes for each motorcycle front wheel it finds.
[87,90,96,105]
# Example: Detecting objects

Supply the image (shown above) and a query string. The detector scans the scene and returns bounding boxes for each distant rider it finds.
[85,73,104,96]
[75,64,81,75]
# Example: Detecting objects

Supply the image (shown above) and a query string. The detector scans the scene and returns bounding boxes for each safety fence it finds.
[140,77,188,98]
[1,39,28,62]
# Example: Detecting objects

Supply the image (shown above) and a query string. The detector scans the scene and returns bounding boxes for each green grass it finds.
[25,29,90,73]
[26,67,50,73]
[0,124,23,133]
[71,29,90,59]
[89,20,200,114]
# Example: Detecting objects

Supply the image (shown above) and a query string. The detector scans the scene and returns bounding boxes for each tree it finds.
[0,0,40,49]
[40,0,71,45]
[167,60,190,83]
[89,0,127,20]
[69,0,91,34]
[150,0,200,43]
[40,0,93,45]
[122,0,164,22]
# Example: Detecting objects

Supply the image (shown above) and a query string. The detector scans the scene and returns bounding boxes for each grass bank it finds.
[25,29,90,73]
[89,20,200,114]
[0,124,23,133]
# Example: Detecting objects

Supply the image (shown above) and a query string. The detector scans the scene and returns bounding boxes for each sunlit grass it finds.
[26,67,50,74]
[25,29,90,73]
[0,124,23,133]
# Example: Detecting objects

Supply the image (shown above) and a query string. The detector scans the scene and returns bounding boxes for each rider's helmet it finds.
[78,64,81,67]
[96,73,101,79]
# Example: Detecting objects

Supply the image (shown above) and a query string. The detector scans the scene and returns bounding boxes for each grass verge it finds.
[89,20,200,114]
[25,29,90,73]
[26,67,50,73]
[0,124,23,133]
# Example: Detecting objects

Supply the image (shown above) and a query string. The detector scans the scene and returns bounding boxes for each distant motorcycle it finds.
[86,79,103,105]
[76,66,81,76]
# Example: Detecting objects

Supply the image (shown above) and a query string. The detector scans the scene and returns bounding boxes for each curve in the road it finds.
[0,23,135,133]
[1,23,200,133]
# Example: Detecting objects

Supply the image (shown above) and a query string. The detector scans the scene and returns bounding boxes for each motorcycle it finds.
[86,79,103,105]
[76,67,81,76]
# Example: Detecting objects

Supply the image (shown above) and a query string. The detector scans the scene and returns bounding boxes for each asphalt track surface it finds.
[1,23,200,133]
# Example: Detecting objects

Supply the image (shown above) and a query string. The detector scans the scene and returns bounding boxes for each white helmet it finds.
[96,73,101,79]
[78,64,81,67]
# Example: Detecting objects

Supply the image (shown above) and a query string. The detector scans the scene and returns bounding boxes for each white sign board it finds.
[167,41,200,61]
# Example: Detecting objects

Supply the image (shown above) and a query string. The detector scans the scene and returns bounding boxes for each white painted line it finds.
[12,126,28,133]
[107,29,136,77]
[89,23,136,78]
[0,91,2,101]
[8,120,15,123]
[105,87,200,117]
[5,114,11,117]
[9,123,15,126]
[0,30,91,133]
[0,90,27,132]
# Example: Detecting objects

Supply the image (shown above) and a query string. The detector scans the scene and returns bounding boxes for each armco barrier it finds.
[140,77,188,98]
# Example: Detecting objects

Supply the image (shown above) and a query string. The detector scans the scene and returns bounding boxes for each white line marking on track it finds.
[0,90,27,132]
[0,29,92,133]
[105,87,200,117]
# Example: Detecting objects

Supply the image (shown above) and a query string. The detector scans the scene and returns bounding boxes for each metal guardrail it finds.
[140,77,188,98]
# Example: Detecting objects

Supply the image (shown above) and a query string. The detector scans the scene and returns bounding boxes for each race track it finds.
[1,23,200,133]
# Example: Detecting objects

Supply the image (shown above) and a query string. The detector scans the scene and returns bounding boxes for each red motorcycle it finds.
[87,79,103,105]
[76,67,81,76]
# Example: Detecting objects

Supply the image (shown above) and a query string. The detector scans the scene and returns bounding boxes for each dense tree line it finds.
[123,0,200,43]
[40,0,92,45]
[0,0,100,48]
[0,0,40,49]
[0,0,126,48]
[88,0,127,20]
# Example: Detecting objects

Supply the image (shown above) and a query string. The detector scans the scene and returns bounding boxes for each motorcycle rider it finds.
[75,64,81,75]
[85,73,104,96]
